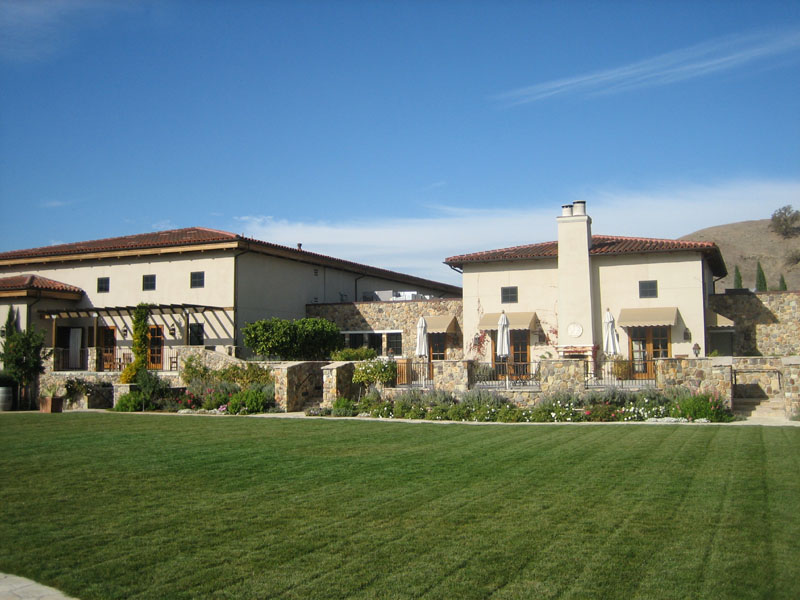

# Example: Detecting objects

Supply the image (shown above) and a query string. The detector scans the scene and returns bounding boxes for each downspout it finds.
[232,249,250,350]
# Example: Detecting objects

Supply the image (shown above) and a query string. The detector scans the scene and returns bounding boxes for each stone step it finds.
[733,397,788,421]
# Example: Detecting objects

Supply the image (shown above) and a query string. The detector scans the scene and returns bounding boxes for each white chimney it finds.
[556,201,595,353]
[561,204,574,217]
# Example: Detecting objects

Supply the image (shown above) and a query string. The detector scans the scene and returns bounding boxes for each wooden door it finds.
[510,330,530,380]
[628,326,670,379]
[428,333,446,379]
[99,327,116,371]
[147,326,163,370]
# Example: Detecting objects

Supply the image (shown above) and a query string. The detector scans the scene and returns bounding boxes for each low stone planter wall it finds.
[322,362,357,408]
[273,361,327,411]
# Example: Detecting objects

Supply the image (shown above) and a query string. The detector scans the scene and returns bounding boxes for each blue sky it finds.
[1,0,799,285]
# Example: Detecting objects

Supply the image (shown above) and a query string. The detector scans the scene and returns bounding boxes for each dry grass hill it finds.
[680,219,800,292]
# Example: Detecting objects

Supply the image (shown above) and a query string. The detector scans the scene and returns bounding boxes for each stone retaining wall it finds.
[539,360,585,396]
[307,298,464,359]
[321,362,357,408]
[655,358,733,407]
[272,361,327,412]
[782,358,800,417]
[710,290,800,356]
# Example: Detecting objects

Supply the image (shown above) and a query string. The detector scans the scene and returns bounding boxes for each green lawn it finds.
[1,414,798,599]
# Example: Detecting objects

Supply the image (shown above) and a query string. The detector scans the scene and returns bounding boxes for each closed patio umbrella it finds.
[497,311,511,389]
[415,317,428,358]
[603,309,620,355]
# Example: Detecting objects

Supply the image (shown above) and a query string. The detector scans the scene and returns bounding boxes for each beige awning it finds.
[706,309,734,328]
[478,312,538,330]
[423,315,457,334]
[617,307,679,328]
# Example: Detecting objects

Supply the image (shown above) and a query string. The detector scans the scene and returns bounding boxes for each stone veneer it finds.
[710,290,800,356]
[272,361,327,412]
[306,298,464,360]
[655,358,733,407]
[321,362,357,408]
[782,358,800,417]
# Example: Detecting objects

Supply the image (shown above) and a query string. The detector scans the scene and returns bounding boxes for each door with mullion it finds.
[628,326,670,379]
[147,326,164,370]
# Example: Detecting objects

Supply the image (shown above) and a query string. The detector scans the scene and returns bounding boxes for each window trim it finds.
[142,274,156,291]
[639,280,658,298]
[190,271,205,289]
[97,277,110,293]
[501,286,518,304]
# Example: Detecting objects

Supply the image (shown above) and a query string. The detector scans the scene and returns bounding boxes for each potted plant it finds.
[0,371,15,411]
[39,382,64,413]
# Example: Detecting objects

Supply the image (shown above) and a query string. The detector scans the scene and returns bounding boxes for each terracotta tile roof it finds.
[0,274,83,294]
[0,227,461,296]
[0,227,239,261]
[445,235,727,276]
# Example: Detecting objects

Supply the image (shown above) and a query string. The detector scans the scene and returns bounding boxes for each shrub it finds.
[370,401,394,418]
[200,381,240,410]
[332,397,357,417]
[770,205,799,238]
[228,383,275,415]
[356,389,382,413]
[136,370,172,406]
[305,406,332,417]
[425,405,450,421]
[421,390,456,406]
[217,363,273,387]
[180,355,213,385]
[242,317,341,360]
[353,359,398,388]
[114,391,151,412]
[330,347,378,361]
[497,404,525,423]
[669,394,734,422]
[611,359,633,381]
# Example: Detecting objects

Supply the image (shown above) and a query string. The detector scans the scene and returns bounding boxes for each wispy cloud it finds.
[0,0,138,63]
[236,178,800,285]
[151,219,174,231]
[497,30,800,106]
[41,200,69,208]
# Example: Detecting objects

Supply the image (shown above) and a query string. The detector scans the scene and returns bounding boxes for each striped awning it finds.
[617,307,679,328]
[423,315,457,334]
[706,309,734,328]
[478,312,538,330]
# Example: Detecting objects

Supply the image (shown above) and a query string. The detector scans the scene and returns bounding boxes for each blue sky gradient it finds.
[1,0,799,284]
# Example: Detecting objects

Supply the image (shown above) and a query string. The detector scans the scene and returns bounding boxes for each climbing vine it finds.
[120,303,152,383]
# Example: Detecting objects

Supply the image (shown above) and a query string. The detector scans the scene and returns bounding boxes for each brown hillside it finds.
[680,219,800,291]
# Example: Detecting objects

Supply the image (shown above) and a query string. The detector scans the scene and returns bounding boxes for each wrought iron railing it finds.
[586,359,656,388]
[474,361,541,388]
[50,346,181,372]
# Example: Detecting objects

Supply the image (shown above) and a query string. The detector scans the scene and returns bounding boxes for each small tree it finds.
[770,205,800,238]
[755,262,768,292]
[733,265,743,289]
[0,324,51,410]
[120,303,152,383]
[779,274,788,291]
[243,317,341,360]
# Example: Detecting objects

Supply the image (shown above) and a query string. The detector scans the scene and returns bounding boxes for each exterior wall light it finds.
[121,326,128,338]
[692,343,701,357]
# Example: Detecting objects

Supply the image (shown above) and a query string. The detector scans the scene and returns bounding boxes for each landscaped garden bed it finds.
[0,414,797,599]
[310,386,736,423]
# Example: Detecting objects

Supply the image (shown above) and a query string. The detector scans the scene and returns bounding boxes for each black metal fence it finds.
[586,359,656,388]
[474,361,541,389]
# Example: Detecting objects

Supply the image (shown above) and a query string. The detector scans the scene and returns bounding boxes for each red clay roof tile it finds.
[0,274,84,294]
[445,235,726,276]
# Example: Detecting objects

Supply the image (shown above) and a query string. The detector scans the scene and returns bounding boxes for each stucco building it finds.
[444,201,730,370]
[0,227,459,371]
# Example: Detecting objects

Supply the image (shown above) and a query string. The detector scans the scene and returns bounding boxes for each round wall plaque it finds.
[567,322,583,338]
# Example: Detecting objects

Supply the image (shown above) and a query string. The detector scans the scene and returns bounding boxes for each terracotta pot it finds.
[39,396,63,413]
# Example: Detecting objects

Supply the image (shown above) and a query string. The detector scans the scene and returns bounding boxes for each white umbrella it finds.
[603,309,619,355]
[415,317,428,358]
[497,312,511,389]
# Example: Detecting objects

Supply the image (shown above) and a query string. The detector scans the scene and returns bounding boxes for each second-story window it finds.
[97,277,110,293]
[501,286,518,303]
[639,280,658,298]
[143,274,156,291]
[190,271,204,288]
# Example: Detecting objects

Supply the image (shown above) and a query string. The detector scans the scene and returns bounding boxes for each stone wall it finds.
[431,360,471,396]
[321,362,357,408]
[539,360,585,396]
[782,358,800,417]
[272,361,327,412]
[710,290,800,356]
[655,358,733,406]
[306,298,464,359]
